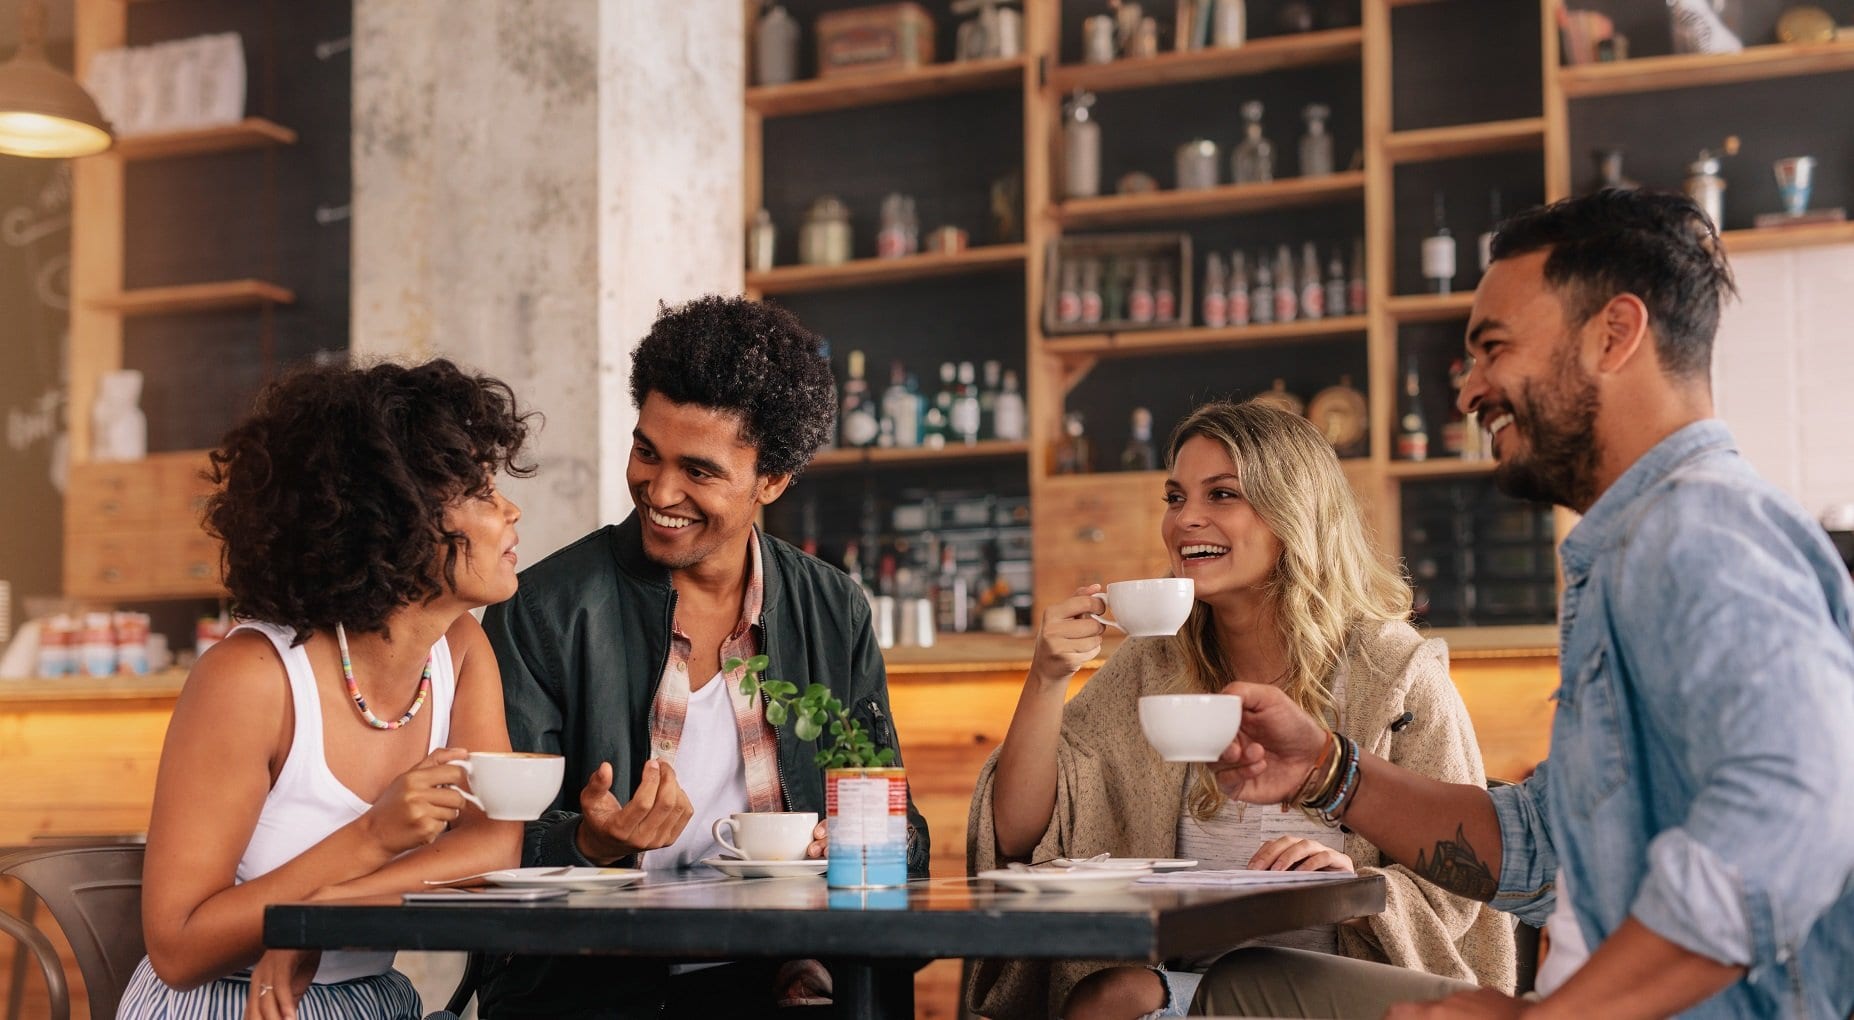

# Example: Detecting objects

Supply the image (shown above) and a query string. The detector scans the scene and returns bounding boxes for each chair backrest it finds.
[2,846,145,1020]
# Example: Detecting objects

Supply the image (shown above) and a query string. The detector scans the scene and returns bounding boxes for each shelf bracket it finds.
[1054,352,1099,398]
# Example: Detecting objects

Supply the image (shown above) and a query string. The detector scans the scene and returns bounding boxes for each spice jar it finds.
[799,196,852,266]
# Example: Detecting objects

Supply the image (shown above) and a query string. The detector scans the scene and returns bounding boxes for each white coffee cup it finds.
[1138,694,1243,762]
[454,752,565,821]
[711,811,818,861]
[1092,578,1196,637]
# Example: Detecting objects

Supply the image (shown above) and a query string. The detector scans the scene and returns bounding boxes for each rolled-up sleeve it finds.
[1488,763,1558,928]
[1614,501,1854,971]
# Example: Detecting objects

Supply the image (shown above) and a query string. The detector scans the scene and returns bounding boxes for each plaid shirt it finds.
[644,527,785,815]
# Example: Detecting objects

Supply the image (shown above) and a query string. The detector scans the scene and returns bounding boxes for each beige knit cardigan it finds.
[964,620,1516,1020]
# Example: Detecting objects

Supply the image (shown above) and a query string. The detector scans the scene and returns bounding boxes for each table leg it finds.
[827,960,913,1020]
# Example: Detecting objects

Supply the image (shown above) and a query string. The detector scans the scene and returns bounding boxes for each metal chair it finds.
[0,844,145,1020]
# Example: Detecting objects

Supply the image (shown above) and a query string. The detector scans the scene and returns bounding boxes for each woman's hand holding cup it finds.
[360,747,471,854]
[1029,585,1108,690]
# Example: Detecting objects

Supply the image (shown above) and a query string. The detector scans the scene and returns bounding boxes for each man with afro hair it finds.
[480,295,928,1019]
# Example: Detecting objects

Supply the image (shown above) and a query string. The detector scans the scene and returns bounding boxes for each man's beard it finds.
[1491,345,1601,512]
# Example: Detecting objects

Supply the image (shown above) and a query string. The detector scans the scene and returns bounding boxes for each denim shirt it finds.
[1488,421,1854,1018]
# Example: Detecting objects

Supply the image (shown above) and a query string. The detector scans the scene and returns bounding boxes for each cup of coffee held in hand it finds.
[454,751,566,821]
[1138,694,1243,762]
[711,811,819,861]
[1092,578,1195,637]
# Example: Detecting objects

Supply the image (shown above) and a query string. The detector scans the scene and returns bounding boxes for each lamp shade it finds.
[0,2,112,159]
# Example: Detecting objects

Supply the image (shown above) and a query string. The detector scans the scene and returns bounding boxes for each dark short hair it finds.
[1490,189,1737,378]
[205,358,536,644]
[628,295,835,477]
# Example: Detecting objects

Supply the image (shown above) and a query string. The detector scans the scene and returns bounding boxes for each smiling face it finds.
[442,478,522,607]
[1162,434,1284,607]
[628,391,791,573]
[1461,251,1603,512]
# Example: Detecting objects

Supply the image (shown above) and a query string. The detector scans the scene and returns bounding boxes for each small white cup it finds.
[454,752,565,821]
[1138,694,1243,762]
[1093,578,1196,637]
[711,811,818,861]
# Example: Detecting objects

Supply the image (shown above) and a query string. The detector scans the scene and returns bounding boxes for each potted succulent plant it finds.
[729,655,907,888]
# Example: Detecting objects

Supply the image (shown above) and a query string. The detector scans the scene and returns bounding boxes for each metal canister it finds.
[1683,153,1726,230]
[1062,91,1101,199]
[753,3,800,86]
[1083,15,1117,63]
[799,196,852,266]
[1174,138,1220,190]
[825,766,909,888]
[747,208,776,271]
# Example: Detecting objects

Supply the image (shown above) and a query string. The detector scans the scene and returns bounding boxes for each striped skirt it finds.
[116,956,422,1019]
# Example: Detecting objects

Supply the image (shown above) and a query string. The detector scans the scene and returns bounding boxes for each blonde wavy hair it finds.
[1167,400,1413,819]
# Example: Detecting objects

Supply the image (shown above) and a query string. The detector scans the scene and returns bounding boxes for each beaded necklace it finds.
[335,623,432,731]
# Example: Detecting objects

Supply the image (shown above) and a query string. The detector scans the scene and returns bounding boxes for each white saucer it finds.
[701,856,829,879]
[978,867,1152,894]
[1053,857,1197,871]
[483,867,646,891]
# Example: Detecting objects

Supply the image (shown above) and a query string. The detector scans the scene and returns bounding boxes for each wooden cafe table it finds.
[266,869,1387,1019]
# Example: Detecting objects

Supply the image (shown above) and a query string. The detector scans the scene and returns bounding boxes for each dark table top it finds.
[266,871,1387,963]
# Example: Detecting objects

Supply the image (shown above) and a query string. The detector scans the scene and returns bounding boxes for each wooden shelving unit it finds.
[1384,117,1544,164]
[807,440,1030,472]
[1721,221,1854,255]
[1385,291,1475,323]
[1054,171,1366,228]
[112,117,297,161]
[1386,457,1495,479]
[1043,315,1368,358]
[1558,39,1854,98]
[1047,27,1363,93]
[89,279,296,317]
[747,244,1026,295]
[746,58,1025,117]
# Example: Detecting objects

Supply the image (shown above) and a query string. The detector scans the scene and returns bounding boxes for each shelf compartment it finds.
[1387,458,1495,479]
[1047,28,1363,94]
[746,58,1025,118]
[112,118,297,160]
[807,439,1030,472]
[748,244,1027,295]
[1558,40,1854,99]
[1043,315,1368,358]
[89,279,296,317]
[1386,291,1475,323]
[1721,221,1854,255]
[1054,171,1365,229]
[1383,117,1545,164]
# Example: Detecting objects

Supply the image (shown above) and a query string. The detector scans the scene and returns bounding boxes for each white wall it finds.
[1713,243,1854,519]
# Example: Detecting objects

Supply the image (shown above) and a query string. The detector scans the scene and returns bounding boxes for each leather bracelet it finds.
[1299,730,1346,809]
[1292,729,1339,805]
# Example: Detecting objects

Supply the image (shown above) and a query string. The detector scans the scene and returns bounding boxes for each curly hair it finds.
[628,295,836,477]
[204,358,536,645]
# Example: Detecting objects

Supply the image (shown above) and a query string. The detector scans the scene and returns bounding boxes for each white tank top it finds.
[230,621,456,983]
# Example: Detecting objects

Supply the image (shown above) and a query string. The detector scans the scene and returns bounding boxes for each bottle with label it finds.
[1231,100,1275,184]
[1053,411,1094,474]
[935,543,969,634]
[979,360,1003,438]
[1228,250,1251,325]
[1299,242,1324,320]
[1057,260,1082,324]
[1251,249,1275,325]
[992,369,1027,441]
[1325,245,1347,318]
[1063,91,1102,200]
[1202,251,1228,328]
[1273,244,1298,323]
[1080,259,1104,323]
[841,350,879,447]
[1299,103,1333,177]
[1129,258,1155,323]
[1396,356,1430,461]
[950,362,982,445]
[1120,407,1157,471]
[881,360,922,448]
[1421,191,1457,295]
[1154,261,1176,322]
[1348,237,1367,316]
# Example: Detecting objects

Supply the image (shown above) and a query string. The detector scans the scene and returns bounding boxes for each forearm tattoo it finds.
[1413,823,1498,902]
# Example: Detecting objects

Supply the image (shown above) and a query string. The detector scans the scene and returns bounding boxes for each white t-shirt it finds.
[644,671,750,873]
[1534,868,1591,995]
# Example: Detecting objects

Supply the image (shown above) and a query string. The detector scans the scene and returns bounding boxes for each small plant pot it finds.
[824,766,909,889]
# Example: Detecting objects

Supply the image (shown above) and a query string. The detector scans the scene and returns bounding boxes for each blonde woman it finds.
[967,400,1514,1020]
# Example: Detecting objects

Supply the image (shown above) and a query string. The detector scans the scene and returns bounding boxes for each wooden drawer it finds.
[65,462,161,532]
[1033,474,1171,611]
[153,451,216,526]
[65,531,160,599]
[155,528,223,595]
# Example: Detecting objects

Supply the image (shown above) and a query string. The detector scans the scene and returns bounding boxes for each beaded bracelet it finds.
[1312,734,1362,825]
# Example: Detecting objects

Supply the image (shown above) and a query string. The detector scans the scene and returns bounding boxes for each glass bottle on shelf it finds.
[1213,0,1247,48]
[1273,244,1298,323]
[1228,250,1251,326]
[1129,258,1155,323]
[1299,103,1333,178]
[1479,190,1502,275]
[1052,412,1094,474]
[1155,261,1176,322]
[1202,251,1228,328]
[1592,148,1639,193]
[979,360,1002,437]
[1057,259,1082,324]
[1325,245,1347,318]
[1421,192,1457,295]
[1299,242,1324,320]
[1062,91,1102,200]
[922,403,949,449]
[1080,259,1104,324]
[1347,237,1366,316]
[992,369,1027,442]
[1251,249,1275,325]
[935,543,968,634]
[951,362,982,445]
[1103,257,1127,322]
[841,349,879,448]
[1231,100,1275,184]
[1396,356,1430,462]
[882,360,922,448]
[1121,407,1157,471]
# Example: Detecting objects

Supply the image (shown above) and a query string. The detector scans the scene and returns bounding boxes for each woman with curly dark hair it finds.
[119,359,535,1020]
